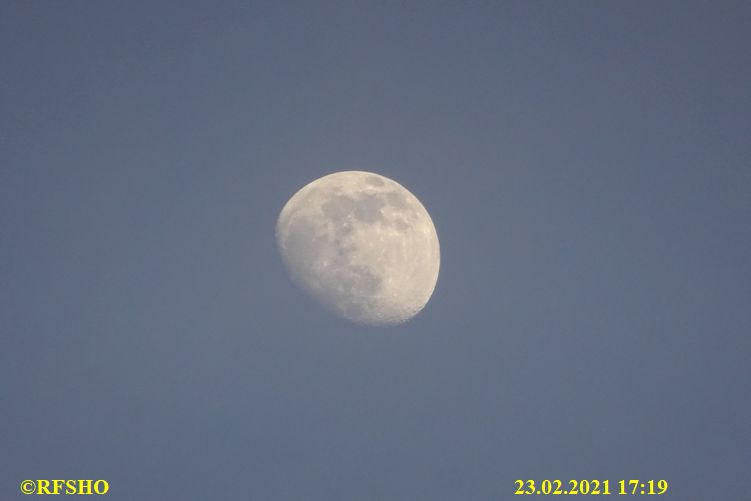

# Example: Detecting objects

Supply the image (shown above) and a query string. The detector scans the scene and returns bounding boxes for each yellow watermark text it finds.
[20,480,109,495]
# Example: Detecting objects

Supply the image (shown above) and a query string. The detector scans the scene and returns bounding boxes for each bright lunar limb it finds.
[276,171,440,326]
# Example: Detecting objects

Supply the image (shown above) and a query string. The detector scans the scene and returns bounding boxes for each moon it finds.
[276,171,440,326]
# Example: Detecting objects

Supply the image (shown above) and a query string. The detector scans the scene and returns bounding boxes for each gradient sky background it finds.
[2,2,750,500]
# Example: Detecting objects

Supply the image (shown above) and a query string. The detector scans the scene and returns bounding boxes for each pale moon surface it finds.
[276,171,440,326]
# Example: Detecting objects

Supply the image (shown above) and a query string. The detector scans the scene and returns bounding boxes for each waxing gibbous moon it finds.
[276,171,440,326]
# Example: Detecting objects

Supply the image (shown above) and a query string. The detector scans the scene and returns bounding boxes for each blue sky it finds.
[2,2,749,499]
